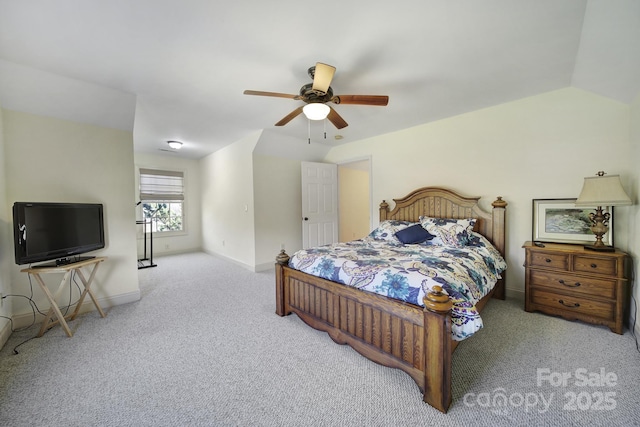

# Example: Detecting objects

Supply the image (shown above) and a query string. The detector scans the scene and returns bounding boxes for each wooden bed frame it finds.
[275,187,507,413]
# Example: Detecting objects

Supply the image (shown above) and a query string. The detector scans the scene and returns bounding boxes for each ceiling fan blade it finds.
[244,90,299,99]
[327,106,348,129]
[275,107,304,126]
[332,95,389,106]
[311,63,336,94]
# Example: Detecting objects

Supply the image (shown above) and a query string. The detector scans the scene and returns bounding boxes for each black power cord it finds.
[630,292,639,353]
[1,293,43,354]
[624,266,639,354]
[2,269,84,354]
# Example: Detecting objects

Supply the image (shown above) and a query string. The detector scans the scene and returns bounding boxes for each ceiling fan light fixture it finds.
[303,103,330,120]
[244,63,389,130]
[167,140,183,150]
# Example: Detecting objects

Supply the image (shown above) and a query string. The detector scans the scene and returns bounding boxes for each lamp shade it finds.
[302,103,330,120]
[575,174,632,207]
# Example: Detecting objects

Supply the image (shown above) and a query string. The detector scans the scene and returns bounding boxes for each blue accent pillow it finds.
[394,224,435,244]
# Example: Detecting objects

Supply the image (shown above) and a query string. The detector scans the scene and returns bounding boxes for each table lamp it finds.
[574,171,632,251]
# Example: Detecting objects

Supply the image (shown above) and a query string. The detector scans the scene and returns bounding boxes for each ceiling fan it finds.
[243,63,389,129]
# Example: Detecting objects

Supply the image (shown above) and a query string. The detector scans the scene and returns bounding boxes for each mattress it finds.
[288,231,507,341]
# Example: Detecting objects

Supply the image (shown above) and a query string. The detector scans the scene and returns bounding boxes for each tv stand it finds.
[21,257,107,338]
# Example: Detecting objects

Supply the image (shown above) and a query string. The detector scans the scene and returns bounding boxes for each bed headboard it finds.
[379,187,507,256]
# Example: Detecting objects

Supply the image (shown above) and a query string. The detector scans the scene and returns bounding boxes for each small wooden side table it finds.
[21,257,107,337]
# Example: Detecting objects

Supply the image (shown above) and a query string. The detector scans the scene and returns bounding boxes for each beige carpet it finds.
[1,252,639,426]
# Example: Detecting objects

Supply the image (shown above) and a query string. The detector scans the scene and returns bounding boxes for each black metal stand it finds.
[136,219,157,269]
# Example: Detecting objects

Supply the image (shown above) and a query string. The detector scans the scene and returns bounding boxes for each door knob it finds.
[304,217,309,221]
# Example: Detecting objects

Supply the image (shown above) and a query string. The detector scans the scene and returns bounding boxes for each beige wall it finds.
[1,84,634,341]
[202,86,638,330]
[200,131,259,269]
[253,154,303,269]
[338,166,370,242]
[134,152,202,256]
[324,88,633,299]
[2,110,140,327]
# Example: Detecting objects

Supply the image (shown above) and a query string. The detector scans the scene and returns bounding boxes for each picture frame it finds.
[532,198,614,246]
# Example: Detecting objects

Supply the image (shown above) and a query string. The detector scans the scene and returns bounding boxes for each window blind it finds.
[139,168,184,201]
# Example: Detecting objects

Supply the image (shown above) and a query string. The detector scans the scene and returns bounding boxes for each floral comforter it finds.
[288,233,507,341]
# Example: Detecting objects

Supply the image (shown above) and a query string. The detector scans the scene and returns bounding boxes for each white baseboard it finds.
[151,248,202,258]
[0,289,141,350]
[254,262,275,272]
[183,250,276,273]
[202,249,258,272]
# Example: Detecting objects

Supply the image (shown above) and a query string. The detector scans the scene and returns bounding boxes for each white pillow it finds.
[419,217,477,247]
[367,220,414,243]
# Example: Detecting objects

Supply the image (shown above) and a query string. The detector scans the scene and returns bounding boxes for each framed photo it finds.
[532,199,613,246]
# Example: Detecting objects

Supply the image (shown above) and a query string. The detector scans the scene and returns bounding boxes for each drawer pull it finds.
[558,299,580,308]
[590,263,597,268]
[545,258,552,263]
[558,279,581,288]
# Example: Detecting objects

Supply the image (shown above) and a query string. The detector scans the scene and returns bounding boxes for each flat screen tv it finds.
[13,202,105,266]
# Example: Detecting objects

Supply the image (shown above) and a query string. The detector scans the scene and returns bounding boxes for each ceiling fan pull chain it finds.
[308,119,311,144]
[324,119,327,139]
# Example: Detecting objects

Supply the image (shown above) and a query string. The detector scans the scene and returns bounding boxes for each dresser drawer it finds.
[529,252,569,270]
[573,255,618,276]
[529,270,616,299]
[531,289,614,321]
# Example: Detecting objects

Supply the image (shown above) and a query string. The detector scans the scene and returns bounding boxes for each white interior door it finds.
[301,162,338,248]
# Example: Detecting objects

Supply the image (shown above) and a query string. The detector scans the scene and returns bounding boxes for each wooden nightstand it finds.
[523,241,629,334]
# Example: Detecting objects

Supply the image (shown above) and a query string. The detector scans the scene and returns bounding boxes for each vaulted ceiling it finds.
[1,0,639,159]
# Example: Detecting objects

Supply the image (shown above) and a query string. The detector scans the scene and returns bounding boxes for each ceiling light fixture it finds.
[302,103,330,120]
[167,140,183,150]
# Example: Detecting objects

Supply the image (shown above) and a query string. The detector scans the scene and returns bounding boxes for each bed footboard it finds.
[274,188,507,413]
[275,250,455,413]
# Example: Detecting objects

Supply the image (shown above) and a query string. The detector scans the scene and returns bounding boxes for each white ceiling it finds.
[1,0,639,159]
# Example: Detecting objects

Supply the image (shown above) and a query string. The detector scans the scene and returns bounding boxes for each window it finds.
[139,168,184,233]
[142,201,183,232]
